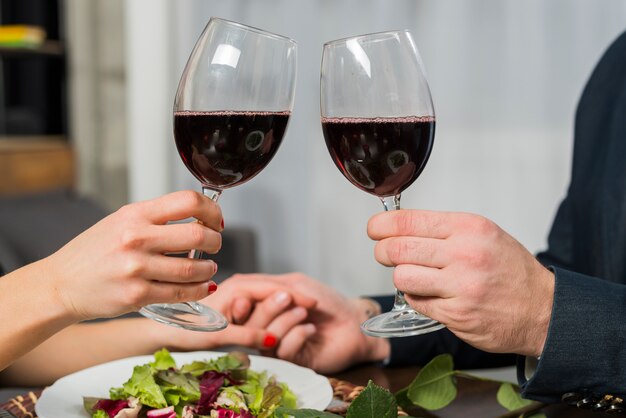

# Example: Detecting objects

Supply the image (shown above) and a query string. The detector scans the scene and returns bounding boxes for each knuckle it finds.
[178,259,197,281]
[188,223,207,248]
[124,282,149,306]
[180,190,205,210]
[174,286,188,302]
[120,228,145,250]
[116,203,137,218]
[388,238,424,264]
[469,215,498,236]
[386,239,405,264]
[393,211,416,234]
[122,255,145,277]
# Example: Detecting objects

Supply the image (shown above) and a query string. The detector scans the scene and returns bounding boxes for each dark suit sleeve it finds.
[518,266,626,404]
[371,295,516,369]
[536,197,574,270]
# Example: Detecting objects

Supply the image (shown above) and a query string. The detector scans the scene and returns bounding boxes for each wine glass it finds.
[320,30,444,337]
[140,17,297,331]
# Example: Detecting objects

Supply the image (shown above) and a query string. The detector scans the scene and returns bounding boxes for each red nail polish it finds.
[262,333,277,348]
[221,218,225,229]
[208,282,218,294]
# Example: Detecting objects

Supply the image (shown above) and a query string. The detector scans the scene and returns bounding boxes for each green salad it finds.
[83,349,297,418]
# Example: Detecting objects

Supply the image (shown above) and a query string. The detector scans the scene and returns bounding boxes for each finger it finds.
[404,294,443,323]
[144,280,215,305]
[288,291,317,309]
[212,325,279,350]
[245,291,293,329]
[226,276,318,310]
[139,190,223,230]
[367,209,454,240]
[146,223,222,254]
[375,236,448,268]
[275,323,317,363]
[231,297,253,325]
[265,306,309,339]
[393,264,451,297]
[144,255,217,283]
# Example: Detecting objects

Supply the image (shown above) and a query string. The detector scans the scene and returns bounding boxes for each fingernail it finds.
[262,333,278,348]
[208,281,218,294]
[213,262,219,274]
[291,306,307,318]
[303,323,316,336]
[274,291,290,306]
[221,218,224,229]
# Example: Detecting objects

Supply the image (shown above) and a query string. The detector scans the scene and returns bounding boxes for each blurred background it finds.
[1,0,625,297]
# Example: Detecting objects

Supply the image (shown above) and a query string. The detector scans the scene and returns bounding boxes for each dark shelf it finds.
[0,40,64,57]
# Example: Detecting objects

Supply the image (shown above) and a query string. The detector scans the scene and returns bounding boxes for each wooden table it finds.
[333,363,604,418]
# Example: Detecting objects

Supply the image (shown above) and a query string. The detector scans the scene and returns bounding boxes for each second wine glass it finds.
[140,18,297,331]
[321,30,444,337]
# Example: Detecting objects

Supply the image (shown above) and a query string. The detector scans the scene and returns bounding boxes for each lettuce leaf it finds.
[180,353,244,377]
[152,348,177,371]
[92,410,108,418]
[122,364,167,408]
[156,369,200,406]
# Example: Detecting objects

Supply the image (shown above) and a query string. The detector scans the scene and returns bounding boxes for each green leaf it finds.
[496,383,532,411]
[155,369,200,405]
[407,354,457,410]
[280,382,298,409]
[151,348,177,371]
[274,408,342,417]
[122,364,167,408]
[108,387,126,400]
[91,410,108,418]
[346,380,397,418]
[179,352,245,377]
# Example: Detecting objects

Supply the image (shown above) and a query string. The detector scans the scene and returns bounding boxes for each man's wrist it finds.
[526,266,555,357]
[351,298,391,363]
[357,297,382,319]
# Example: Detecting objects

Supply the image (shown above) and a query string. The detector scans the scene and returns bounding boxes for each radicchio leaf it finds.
[197,371,226,414]
[210,409,255,418]
[92,399,130,417]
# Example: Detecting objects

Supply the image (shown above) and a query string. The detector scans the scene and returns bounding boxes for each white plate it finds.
[36,351,333,418]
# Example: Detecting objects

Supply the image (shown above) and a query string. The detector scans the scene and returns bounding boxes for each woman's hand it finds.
[42,190,225,322]
[144,274,318,352]
[219,273,390,374]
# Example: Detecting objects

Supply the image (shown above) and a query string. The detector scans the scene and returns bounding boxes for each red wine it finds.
[174,111,290,189]
[322,116,435,197]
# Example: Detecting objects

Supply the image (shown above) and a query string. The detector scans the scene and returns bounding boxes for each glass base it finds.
[361,307,445,338]
[140,302,228,332]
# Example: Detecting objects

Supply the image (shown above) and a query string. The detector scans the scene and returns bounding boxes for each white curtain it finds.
[126,0,626,296]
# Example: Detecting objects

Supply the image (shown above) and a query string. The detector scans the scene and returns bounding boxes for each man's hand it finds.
[368,210,555,357]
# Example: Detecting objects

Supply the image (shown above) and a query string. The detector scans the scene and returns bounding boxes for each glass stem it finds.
[189,186,222,261]
[380,194,409,313]
[202,186,222,203]
[186,187,223,312]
